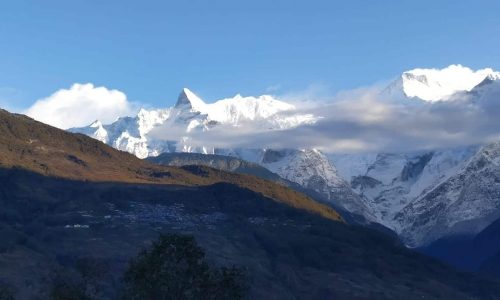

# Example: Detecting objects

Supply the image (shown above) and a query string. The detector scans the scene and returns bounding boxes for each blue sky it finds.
[1,0,499,109]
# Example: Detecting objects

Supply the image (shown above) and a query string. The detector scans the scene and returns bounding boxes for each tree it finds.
[122,234,246,300]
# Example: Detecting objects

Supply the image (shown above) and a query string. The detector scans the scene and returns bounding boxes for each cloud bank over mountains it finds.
[22,65,500,153]
[149,85,500,153]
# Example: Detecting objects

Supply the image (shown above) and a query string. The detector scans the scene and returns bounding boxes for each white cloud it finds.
[24,83,135,129]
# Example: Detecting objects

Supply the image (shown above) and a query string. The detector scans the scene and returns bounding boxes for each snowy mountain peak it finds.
[175,88,207,112]
[401,64,500,102]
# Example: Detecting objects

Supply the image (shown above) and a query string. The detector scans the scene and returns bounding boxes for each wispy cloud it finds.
[150,81,500,153]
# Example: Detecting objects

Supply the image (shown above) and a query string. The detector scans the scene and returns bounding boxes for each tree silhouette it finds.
[123,234,246,300]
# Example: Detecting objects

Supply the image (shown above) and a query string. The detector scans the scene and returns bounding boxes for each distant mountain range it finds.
[70,65,500,273]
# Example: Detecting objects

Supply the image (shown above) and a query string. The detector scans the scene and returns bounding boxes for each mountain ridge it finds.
[0,108,342,222]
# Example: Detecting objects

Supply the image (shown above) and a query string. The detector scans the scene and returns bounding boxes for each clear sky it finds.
[1,0,499,109]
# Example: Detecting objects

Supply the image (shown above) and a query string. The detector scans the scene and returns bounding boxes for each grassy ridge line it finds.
[0,109,342,221]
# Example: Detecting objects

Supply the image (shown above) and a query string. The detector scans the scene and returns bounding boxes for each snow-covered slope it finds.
[331,147,478,233]
[395,142,500,247]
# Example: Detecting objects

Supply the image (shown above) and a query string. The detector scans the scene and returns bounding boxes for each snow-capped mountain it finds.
[71,64,500,247]
[72,88,316,158]
[330,67,500,246]
[383,64,500,102]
